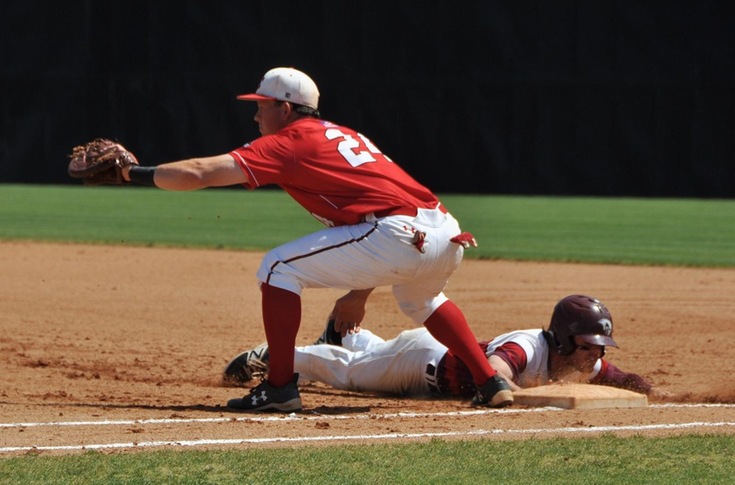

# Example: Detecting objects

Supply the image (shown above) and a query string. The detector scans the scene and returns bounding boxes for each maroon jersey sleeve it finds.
[589,359,653,394]
[489,342,527,384]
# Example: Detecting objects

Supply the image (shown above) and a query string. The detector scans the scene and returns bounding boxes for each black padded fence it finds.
[1,1,733,197]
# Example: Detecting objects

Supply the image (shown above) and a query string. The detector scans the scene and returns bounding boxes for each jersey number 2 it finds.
[325,128,385,167]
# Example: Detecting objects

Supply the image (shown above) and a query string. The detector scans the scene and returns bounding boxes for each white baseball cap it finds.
[237,67,320,109]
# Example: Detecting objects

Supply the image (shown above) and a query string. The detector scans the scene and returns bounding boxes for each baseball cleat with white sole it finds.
[227,373,302,412]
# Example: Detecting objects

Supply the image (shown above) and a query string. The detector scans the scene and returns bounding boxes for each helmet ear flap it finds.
[543,329,575,355]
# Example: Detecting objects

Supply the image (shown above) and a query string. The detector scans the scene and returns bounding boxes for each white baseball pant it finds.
[257,207,464,323]
[294,328,447,396]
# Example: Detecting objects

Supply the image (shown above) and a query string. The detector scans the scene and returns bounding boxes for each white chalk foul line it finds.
[1,421,734,454]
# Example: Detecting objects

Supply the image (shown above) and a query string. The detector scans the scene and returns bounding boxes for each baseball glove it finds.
[67,138,139,185]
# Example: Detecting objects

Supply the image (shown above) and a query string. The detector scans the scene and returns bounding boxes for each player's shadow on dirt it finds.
[219,404,373,415]
[14,401,229,414]
[307,405,372,415]
[15,400,375,415]
[298,387,424,414]
[108,403,228,413]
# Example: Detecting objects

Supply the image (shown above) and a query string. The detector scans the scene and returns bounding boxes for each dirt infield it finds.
[2,241,734,454]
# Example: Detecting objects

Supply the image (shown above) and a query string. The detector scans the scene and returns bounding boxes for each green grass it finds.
[1,435,734,484]
[441,194,735,266]
[2,184,735,481]
[0,184,320,251]
[2,185,734,266]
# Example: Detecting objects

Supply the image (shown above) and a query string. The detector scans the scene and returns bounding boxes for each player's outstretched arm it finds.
[592,363,674,400]
[122,154,248,190]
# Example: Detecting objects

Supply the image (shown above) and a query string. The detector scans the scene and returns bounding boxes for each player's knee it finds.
[394,290,448,323]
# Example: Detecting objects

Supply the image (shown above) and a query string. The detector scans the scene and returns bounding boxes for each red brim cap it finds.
[236,93,277,101]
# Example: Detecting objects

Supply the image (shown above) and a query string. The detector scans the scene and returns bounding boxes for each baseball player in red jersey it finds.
[225,295,669,400]
[122,67,512,412]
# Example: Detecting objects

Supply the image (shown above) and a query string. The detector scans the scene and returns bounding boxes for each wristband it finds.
[128,166,157,186]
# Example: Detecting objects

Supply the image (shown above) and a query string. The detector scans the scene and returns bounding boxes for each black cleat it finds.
[227,373,302,412]
[471,375,514,408]
[313,318,342,346]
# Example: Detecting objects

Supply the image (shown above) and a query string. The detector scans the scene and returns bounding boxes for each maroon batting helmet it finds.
[546,295,618,355]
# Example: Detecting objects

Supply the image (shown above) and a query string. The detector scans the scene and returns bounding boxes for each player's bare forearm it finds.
[330,288,375,336]
[122,154,248,190]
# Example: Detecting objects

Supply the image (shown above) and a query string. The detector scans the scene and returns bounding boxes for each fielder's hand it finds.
[330,289,374,336]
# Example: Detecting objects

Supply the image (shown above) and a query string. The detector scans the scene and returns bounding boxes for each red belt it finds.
[372,204,447,219]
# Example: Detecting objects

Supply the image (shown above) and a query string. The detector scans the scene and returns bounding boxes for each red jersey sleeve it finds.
[230,134,296,188]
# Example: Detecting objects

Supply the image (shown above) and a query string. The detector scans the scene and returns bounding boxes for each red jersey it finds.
[230,118,440,227]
